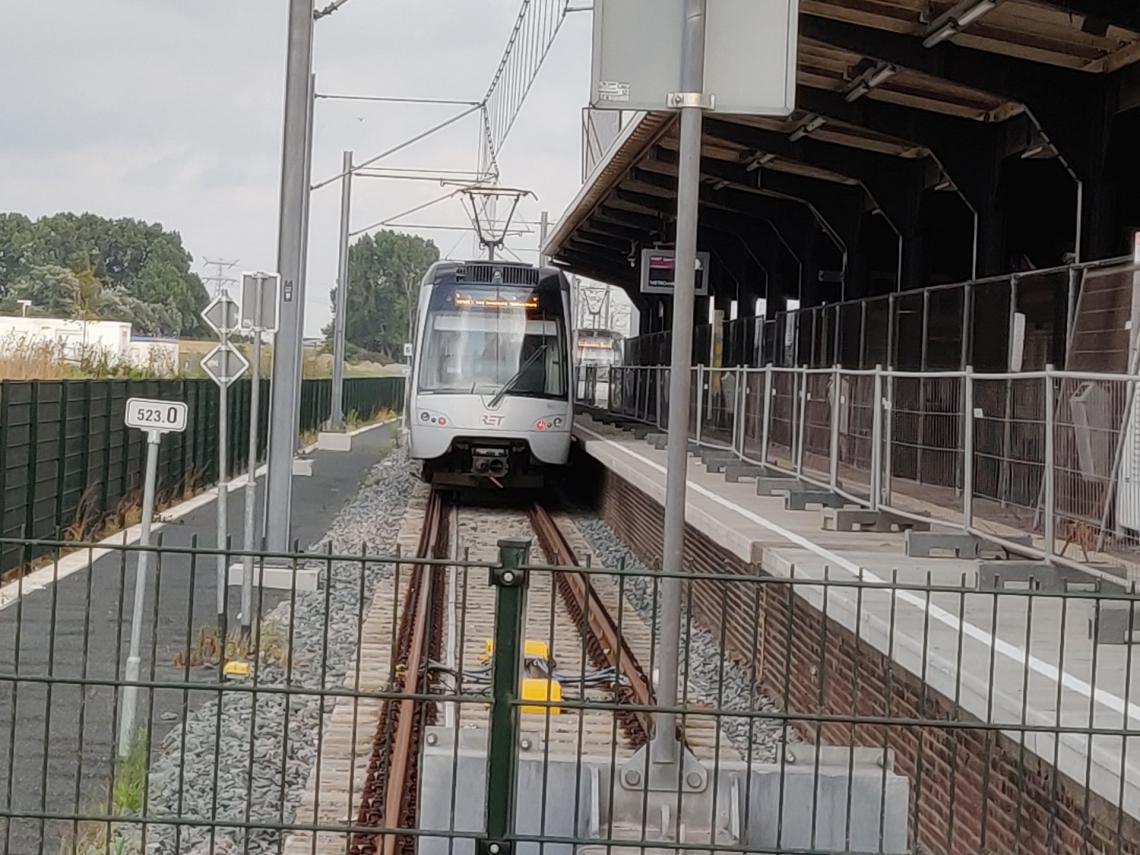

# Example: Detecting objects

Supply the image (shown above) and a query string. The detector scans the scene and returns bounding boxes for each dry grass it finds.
[346,407,398,429]
[0,338,77,379]
[173,619,295,671]
[0,335,179,380]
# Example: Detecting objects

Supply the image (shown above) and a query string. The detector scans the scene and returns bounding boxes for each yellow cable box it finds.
[520,678,562,715]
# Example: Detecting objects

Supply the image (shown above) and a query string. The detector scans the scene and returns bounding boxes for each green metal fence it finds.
[0,375,404,574]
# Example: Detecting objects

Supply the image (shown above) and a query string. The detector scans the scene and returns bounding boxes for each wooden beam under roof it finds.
[802,0,1140,72]
[798,37,1020,121]
[729,114,930,159]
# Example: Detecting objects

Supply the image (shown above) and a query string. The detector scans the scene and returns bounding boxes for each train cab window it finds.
[418,283,567,399]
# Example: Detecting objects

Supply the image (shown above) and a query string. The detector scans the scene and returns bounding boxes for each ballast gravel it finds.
[140,446,418,855]
[572,514,798,762]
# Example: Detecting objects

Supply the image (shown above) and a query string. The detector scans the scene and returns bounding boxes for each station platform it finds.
[573,413,1140,850]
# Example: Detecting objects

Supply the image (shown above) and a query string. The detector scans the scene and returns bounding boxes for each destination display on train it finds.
[639,249,710,296]
[452,291,539,310]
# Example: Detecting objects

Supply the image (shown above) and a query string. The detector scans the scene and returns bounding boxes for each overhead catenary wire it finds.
[349,190,461,238]
[316,93,482,106]
[311,104,484,190]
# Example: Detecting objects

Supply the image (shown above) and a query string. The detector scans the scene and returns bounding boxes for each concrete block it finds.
[1091,602,1140,644]
[905,531,1030,559]
[785,490,847,511]
[292,457,314,477]
[822,509,931,533]
[699,447,737,464]
[756,476,805,497]
[418,726,909,855]
[625,425,653,439]
[724,463,770,483]
[906,531,983,559]
[228,561,318,592]
[977,561,1100,594]
[706,455,742,474]
[317,431,352,452]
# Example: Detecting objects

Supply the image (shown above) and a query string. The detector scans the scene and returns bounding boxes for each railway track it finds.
[345,490,730,855]
[351,489,450,855]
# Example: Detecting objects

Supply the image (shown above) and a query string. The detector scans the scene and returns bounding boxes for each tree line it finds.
[0,212,209,336]
[329,229,440,362]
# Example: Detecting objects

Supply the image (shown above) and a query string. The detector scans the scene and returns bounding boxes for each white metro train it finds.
[407,260,573,487]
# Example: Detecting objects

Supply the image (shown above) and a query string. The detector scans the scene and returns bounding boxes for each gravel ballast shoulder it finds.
[571,513,797,762]
[142,448,419,855]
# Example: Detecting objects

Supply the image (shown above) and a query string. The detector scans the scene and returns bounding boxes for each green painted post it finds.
[482,537,531,855]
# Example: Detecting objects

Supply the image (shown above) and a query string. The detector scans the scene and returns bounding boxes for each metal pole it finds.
[999,276,1019,507]
[795,367,808,475]
[884,370,894,504]
[539,210,550,267]
[241,293,264,644]
[653,0,706,768]
[871,366,883,510]
[656,368,664,430]
[960,282,972,370]
[760,364,773,465]
[963,366,974,528]
[859,302,868,369]
[887,293,897,369]
[216,340,229,633]
[734,365,745,455]
[291,70,318,454]
[917,289,930,485]
[486,539,530,842]
[330,150,354,432]
[694,364,705,446]
[1065,266,1079,363]
[118,431,160,758]
[829,364,840,490]
[263,0,314,553]
[1044,365,1055,556]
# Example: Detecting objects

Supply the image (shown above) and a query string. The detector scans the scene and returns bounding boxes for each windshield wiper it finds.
[488,343,547,409]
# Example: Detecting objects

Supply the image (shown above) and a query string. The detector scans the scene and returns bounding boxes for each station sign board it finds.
[125,398,188,434]
[590,0,799,116]
[639,249,710,296]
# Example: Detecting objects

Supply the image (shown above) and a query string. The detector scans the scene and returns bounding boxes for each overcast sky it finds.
[2,1,599,335]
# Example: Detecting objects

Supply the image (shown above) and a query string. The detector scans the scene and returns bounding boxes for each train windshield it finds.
[418,283,567,399]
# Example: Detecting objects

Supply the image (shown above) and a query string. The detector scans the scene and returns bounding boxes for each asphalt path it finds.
[0,423,397,853]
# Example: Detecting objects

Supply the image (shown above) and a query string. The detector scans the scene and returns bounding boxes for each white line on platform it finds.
[577,423,1140,726]
[0,418,396,611]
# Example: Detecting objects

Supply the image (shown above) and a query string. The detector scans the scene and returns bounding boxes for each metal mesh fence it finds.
[0,377,404,578]
[620,260,1130,372]
[594,363,1140,573]
[2,528,1139,854]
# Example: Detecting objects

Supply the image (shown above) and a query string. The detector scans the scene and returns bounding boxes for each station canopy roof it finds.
[545,0,1140,286]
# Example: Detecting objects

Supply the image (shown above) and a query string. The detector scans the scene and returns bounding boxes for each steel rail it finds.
[527,502,656,744]
[353,488,449,855]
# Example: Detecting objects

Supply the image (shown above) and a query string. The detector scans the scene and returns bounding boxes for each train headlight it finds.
[535,419,548,432]
[535,417,564,432]
[419,409,449,427]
